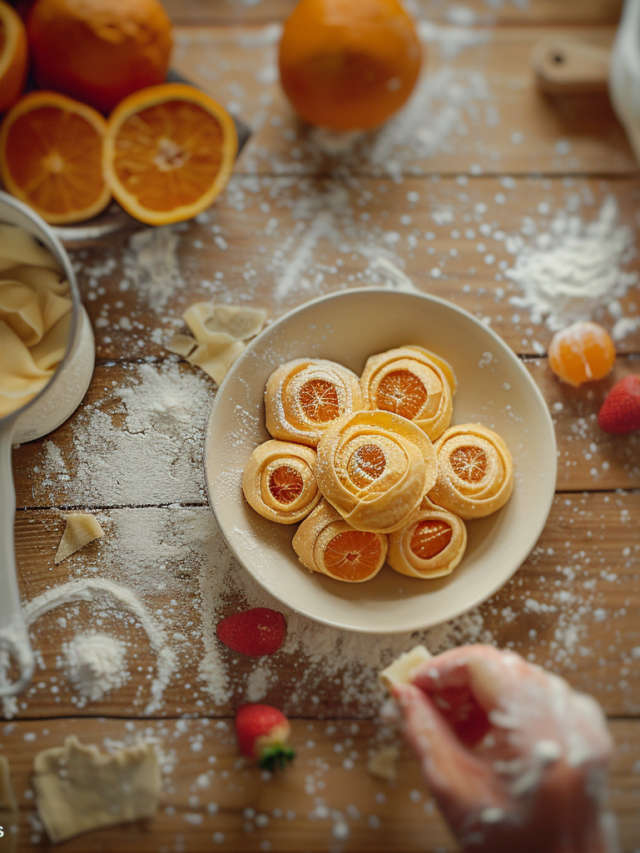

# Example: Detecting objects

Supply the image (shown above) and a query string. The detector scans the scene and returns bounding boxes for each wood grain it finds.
[8,491,640,720]
[68,175,640,364]
[166,25,638,180]
[1,717,638,852]
[163,0,625,26]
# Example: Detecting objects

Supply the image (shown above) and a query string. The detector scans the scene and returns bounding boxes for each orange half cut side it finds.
[0,90,110,224]
[104,83,238,226]
[0,0,28,113]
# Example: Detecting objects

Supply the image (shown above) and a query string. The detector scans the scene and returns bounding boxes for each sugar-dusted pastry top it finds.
[242,439,321,524]
[360,345,456,441]
[429,423,514,519]
[265,358,363,447]
[0,225,72,418]
[315,409,438,533]
[387,496,467,578]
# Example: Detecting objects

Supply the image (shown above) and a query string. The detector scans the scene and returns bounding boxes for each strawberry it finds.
[235,704,296,771]
[598,374,640,434]
[216,607,287,657]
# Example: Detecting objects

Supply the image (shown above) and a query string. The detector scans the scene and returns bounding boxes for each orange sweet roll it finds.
[292,500,387,583]
[264,358,363,447]
[242,440,321,524]
[315,410,438,534]
[360,346,457,441]
[428,424,514,520]
[387,496,467,579]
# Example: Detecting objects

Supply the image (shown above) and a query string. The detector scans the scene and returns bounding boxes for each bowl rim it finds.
[0,191,81,427]
[204,287,557,634]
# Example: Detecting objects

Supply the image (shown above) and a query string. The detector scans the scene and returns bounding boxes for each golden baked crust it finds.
[360,345,456,441]
[316,409,438,533]
[292,500,387,582]
[264,358,363,447]
[429,423,514,519]
[387,496,467,578]
[242,439,320,524]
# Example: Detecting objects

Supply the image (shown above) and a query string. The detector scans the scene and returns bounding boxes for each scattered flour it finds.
[123,226,184,312]
[62,633,128,705]
[505,197,639,332]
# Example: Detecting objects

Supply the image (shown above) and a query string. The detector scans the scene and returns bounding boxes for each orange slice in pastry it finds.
[292,500,387,582]
[360,346,456,441]
[429,424,514,519]
[265,358,363,447]
[316,409,438,533]
[243,439,320,524]
[387,497,467,578]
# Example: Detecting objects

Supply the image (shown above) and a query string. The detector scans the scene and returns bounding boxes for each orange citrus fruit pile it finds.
[548,321,616,387]
[278,0,422,131]
[27,0,173,114]
[0,0,28,113]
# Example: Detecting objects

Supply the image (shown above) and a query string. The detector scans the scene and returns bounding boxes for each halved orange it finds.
[0,90,111,224]
[323,530,383,582]
[0,0,28,114]
[104,83,238,226]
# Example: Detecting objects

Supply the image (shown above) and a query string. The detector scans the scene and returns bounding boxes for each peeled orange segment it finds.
[104,83,238,226]
[0,0,28,113]
[0,91,110,224]
[323,530,383,582]
[548,321,616,387]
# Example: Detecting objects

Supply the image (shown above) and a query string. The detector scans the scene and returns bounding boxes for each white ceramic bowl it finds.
[204,289,557,634]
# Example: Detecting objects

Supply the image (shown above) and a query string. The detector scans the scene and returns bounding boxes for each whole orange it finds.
[27,0,173,114]
[0,0,29,113]
[278,0,422,132]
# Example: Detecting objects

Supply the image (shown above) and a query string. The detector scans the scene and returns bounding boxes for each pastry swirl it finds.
[265,358,363,447]
[429,423,514,519]
[360,346,456,441]
[387,496,467,579]
[292,500,387,583]
[316,410,438,533]
[243,440,320,524]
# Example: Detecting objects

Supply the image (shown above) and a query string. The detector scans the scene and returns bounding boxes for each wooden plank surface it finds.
[6,490,640,720]
[164,0,625,26]
[1,717,638,852]
[169,25,637,178]
[67,175,640,366]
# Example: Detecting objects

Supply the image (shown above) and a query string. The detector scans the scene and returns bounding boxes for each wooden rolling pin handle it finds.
[532,37,611,94]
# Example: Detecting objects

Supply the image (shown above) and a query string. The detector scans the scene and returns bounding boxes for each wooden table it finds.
[3,1,640,850]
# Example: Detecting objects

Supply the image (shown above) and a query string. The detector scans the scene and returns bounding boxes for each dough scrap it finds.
[168,301,266,384]
[379,645,432,689]
[0,756,18,853]
[55,513,105,565]
[33,736,161,844]
[367,746,400,780]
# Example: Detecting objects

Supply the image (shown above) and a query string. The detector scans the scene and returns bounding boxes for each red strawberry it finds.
[598,375,640,434]
[216,608,287,657]
[235,704,296,771]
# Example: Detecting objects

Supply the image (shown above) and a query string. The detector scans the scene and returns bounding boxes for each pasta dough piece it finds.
[379,645,432,689]
[33,736,161,844]
[0,757,18,853]
[429,423,514,519]
[292,499,387,582]
[367,746,400,780]
[265,358,363,447]
[168,302,266,384]
[0,227,73,418]
[55,513,105,564]
[387,496,467,579]
[243,439,321,524]
[316,409,438,533]
[360,345,456,441]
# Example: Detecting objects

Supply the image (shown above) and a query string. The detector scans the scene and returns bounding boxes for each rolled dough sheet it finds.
[33,736,161,843]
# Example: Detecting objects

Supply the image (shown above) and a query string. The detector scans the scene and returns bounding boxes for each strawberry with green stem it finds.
[235,704,296,771]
